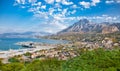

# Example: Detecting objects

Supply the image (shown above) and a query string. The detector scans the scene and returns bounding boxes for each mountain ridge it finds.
[58,19,120,34]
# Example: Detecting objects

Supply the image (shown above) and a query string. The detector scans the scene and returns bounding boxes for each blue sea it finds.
[0,38,68,51]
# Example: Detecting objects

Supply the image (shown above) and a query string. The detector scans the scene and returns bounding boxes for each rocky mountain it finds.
[58,19,120,34]
[0,32,51,38]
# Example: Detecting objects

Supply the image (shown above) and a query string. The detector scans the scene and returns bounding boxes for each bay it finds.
[0,38,68,51]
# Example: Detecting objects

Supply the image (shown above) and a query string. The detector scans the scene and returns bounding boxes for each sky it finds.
[0,0,120,34]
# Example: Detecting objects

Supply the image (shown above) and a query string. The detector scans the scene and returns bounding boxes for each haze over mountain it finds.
[58,19,120,34]
[0,32,51,38]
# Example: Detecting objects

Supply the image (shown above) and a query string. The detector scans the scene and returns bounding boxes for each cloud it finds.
[71,10,76,14]
[41,5,46,9]
[15,0,37,4]
[106,0,114,4]
[62,8,68,16]
[49,8,56,15]
[58,8,62,11]
[71,5,77,8]
[54,3,62,8]
[79,1,91,8]
[37,2,41,6]
[91,0,100,6]
[51,20,67,29]
[33,17,68,33]
[44,0,54,4]
[71,4,81,9]
[28,0,37,3]
[61,0,73,5]
[84,15,120,23]
[13,0,120,33]
[79,0,101,8]
[66,10,77,15]
[105,0,120,4]
[15,0,21,3]
[56,0,61,3]
[16,0,26,4]
[116,0,120,3]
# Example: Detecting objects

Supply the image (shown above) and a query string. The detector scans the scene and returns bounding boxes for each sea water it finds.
[0,38,68,51]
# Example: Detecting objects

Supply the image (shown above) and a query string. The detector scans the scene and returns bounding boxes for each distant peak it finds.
[58,19,120,34]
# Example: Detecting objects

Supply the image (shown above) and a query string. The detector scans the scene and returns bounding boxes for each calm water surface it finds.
[0,38,68,51]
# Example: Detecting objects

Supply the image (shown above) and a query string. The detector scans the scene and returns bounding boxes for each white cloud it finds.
[28,0,37,3]
[71,10,76,14]
[33,11,49,19]
[13,0,120,33]
[91,0,100,6]
[71,5,77,8]
[19,0,25,4]
[84,15,120,23]
[41,5,46,9]
[61,0,73,5]
[16,0,21,3]
[116,0,120,3]
[106,0,114,4]
[79,1,91,8]
[105,0,120,4]
[79,0,101,8]
[62,8,68,16]
[13,0,77,33]
[34,18,68,33]
[49,8,56,15]
[56,0,61,3]
[37,2,41,6]
[57,8,62,11]
[55,3,62,8]
[44,0,54,4]
[51,20,67,29]
[15,0,37,4]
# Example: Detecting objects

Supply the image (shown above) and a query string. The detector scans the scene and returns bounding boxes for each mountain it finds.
[58,19,120,34]
[0,32,51,38]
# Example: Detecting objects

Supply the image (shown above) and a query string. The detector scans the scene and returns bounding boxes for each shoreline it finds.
[0,45,55,59]
[0,38,69,51]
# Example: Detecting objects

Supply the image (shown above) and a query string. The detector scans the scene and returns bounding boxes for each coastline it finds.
[0,45,55,59]
[0,38,68,50]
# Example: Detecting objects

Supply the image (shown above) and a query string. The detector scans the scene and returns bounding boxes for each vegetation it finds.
[62,48,120,71]
[22,58,64,71]
[8,57,20,63]
[0,62,24,71]
[0,48,120,71]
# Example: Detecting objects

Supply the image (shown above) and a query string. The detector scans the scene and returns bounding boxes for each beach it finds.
[0,45,55,59]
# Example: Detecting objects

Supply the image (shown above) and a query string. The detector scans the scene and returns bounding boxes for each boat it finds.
[21,44,33,48]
